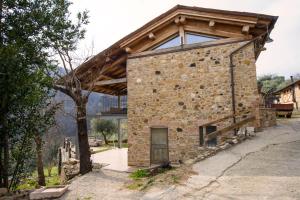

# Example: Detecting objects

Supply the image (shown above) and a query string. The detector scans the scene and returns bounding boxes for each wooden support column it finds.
[117,95,121,148]
[179,26,185,45]
[175,15,187,45]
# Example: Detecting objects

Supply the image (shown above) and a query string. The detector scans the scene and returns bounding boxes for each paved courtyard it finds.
[91,148,130,172]
[60,118,300,200]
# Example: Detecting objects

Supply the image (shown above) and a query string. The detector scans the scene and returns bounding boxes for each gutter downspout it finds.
[229,31,268,127]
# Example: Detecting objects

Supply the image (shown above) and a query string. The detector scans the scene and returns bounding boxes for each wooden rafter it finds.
[94,78,127,86]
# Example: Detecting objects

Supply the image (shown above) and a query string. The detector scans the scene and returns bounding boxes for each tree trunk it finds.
[76,100,92,174]
[0,140,3,187]
[58,148,62,175]
[102,134,108,145]
[3,131,9,188]
[34,133,46,186]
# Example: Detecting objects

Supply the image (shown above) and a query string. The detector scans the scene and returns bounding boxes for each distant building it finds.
[275,80,300,110]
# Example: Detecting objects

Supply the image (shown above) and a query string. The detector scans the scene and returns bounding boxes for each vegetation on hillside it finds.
[0,0,89,190]
[258,74,300,94]
[91,119,117,144]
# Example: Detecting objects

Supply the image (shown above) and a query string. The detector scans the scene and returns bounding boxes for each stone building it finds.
[275,79,300,110]
[76,5,277,166]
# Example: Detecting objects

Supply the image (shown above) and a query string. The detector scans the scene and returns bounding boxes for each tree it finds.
[48,7,94,174]
[46,1,113,174]
[91,119,117,145]
[0,0,80,190]
[33,101,58,186]
[43,126,63,177]
[258,74,300,94]
[257,74,285,93]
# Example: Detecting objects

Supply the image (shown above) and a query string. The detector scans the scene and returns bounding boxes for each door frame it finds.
[150,127,169,165]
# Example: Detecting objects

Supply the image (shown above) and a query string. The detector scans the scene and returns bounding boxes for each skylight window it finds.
[185,33,220,44]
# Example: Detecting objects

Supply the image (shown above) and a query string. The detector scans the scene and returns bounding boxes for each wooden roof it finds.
[76,5,278,96]
[275,80,300,94]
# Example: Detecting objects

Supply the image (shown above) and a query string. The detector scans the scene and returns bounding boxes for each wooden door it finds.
[151,128,169,164]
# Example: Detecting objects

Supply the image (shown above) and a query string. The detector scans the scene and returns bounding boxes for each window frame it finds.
[151,31,224,51]
[185,32,221,45]
[199,125,217,147]
[152,34,182,50]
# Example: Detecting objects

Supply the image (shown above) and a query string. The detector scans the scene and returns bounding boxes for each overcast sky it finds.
[71,0,300,78]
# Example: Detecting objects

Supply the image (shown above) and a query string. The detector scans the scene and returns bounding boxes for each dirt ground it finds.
[60,117,300,200]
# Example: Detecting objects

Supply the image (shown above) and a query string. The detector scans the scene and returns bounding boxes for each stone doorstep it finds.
[29,185,68,200]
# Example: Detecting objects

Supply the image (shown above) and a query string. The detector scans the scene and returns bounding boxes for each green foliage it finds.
[16,166,60,190]
[258,74,300,94]
[130,169,150,180]
[258,74,285,93]
[43,128,64,174]
[0,0,88,190]
[91,119,117,144]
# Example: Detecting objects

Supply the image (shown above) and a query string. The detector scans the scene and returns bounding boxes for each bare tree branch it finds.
[53,85,77,102]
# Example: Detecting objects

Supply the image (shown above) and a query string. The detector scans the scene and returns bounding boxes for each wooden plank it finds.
[80,56,127,82]
[94,78,127,86]
[200,110,252,127]
[206,116,255,140]
[184,25,249,39]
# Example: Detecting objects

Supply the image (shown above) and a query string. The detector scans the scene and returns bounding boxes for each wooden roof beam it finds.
[209,20,215,27]
[94,78,127,86]
[174,16,186,25]
[80,55,127,80]
[148,32,156,40]
[242,25,250,34]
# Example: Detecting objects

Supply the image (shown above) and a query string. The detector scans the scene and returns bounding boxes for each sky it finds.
[70,0,300,79]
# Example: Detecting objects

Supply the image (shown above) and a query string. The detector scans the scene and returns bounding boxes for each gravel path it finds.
[60,170,142,200]
[60,118,300,200]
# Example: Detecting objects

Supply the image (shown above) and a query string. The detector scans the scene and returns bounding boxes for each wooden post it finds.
[117,95,121,148]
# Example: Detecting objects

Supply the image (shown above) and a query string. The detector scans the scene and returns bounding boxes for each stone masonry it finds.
[127,41,260,166]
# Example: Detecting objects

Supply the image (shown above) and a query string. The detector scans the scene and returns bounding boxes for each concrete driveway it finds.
[144,118,300,200]
[61,118,300,200]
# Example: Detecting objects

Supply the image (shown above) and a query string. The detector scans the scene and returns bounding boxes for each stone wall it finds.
[127,42,259,166]
[259,108,277,128]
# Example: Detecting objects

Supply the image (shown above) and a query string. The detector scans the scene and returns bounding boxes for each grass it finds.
[129,169,150,180]
[126,167,172,191]
[17,166,60,190]
[126,165,195,191]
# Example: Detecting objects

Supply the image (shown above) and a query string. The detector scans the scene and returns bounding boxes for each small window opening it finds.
[199,125,217,147]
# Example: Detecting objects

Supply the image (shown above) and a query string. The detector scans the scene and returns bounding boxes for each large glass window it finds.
[153,35,181,50]
[186,33,219,44]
